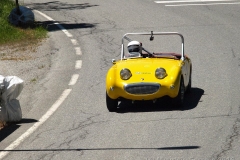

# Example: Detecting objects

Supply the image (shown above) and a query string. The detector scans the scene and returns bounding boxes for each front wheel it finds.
[106,92,118,112]
[186,67,192,94]
[173,77,185,109]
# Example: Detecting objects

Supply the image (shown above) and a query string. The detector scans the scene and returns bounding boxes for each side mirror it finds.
[150,31,154,41]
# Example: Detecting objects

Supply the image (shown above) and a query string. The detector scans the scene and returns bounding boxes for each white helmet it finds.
[127,41,142,56]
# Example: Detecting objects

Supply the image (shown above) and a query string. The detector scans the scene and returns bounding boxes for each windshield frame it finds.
[121,32,185,61]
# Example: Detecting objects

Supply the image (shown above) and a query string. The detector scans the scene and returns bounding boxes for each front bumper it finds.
[107,81,179,100]
[124,83,160,95]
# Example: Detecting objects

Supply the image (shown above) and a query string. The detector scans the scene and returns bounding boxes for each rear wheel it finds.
[106,92,118,112]
[173,77,185,109]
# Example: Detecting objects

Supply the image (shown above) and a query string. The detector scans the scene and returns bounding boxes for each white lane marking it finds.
[155,0,235,3]
[33,10,73,38]
[54,23,73,38]
[71,39,79,45]
[0,89,72,159]
[34,10,54,20]
[166,1,240,6]
[68,74,79,85]
[75,60,82,69]
[75,47,82,56]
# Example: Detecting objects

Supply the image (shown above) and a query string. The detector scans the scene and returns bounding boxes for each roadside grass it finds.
[0,0,47,46]
[0,0,48,129]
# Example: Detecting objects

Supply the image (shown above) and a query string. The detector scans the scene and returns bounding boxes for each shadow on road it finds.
[26,2,99,11]
[36,21,97,32]
[0,145,200,152]
[0,118,38,142]
[23,2,98,31]
[21,20,97,32]
[116,87,204,113]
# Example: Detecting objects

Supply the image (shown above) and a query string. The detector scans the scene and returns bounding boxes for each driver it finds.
[127,41,142,57]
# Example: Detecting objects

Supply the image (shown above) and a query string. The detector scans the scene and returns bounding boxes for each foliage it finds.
[0,0,47,45]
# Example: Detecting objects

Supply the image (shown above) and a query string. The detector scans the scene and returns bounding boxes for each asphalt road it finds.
[1,0,240,159]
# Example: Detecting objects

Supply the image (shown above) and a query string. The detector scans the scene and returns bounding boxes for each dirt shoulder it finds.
[0,37,52,129]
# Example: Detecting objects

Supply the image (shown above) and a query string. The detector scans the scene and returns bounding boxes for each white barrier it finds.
[0,75,23,122]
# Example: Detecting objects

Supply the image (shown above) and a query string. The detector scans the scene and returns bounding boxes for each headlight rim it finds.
[120,68,132,80]
[155,67,167,79]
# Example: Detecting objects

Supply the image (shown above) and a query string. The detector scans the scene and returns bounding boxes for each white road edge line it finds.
[165,2,240,6]
[155,0,235,3]
[0,89,72,159]
[75,47,82,56]
[68,74,79,85]
[75,60,82,69]
[71,39,79,45]
[33,10,73,38]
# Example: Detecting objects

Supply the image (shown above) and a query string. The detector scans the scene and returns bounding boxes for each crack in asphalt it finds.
[54,113,107,158]
[89,82,102,91]
[37,143,58,160]
[230,48,240,67]
[21,112,107,159]
[60,113,102,134]
[120,113,240,124]
[231,48,236,58]
[210,117,240,159]
[29,128,55,144]
[97,32,120,70]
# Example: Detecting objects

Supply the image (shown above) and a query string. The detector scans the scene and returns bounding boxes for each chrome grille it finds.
[124,83,160,95]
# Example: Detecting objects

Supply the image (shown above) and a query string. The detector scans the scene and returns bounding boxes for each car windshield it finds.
[122,33,183,59]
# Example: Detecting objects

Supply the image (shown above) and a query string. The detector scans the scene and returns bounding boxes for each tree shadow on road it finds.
[35,21,97,32]
[116,87,204,113]
[19,20,97,32]
[26,2,99,11]
[22,2,98,31]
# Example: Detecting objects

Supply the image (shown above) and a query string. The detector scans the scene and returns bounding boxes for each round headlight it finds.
[155,68,167,79]
[120,68,132,80]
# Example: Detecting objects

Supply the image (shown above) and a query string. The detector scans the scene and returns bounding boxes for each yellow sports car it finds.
[106,32,192,112]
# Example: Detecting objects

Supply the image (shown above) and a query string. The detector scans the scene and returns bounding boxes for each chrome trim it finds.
[155,67,167,79]
[120,68,132,80]
[112,59,116,64]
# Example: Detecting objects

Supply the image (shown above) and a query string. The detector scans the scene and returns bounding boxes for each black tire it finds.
[173,77,185,109]
[186,67,192,94]
[106,92,118,112]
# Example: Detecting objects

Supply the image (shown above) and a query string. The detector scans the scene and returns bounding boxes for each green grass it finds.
[0,0,47,45]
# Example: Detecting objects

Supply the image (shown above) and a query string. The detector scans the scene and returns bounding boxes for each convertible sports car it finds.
[106,32,192,112]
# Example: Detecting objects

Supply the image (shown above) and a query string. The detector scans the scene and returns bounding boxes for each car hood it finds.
[110,58,181,82]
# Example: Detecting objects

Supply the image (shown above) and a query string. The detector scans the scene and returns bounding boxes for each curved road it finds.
[1,0,240,159]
